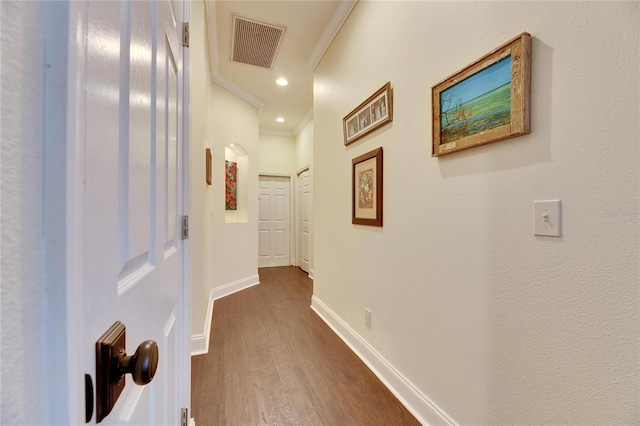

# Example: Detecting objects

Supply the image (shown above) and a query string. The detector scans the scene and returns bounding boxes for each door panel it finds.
[275,191,287,221]
[82,0,185,423]
[160,312,177,425]
[126,1,153,267]
[275,230,286,256]
[258,176,290,267]
[259,192,270,221]
[165,35,179,253]
[259,230,270,256]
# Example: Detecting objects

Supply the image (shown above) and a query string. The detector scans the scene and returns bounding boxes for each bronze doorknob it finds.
[119,340,159,385]
[96,322,160,422]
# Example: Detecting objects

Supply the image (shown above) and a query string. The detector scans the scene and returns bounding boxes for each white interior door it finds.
[258,176,291,267]
[78,1,187,424]
[297,170,311,273]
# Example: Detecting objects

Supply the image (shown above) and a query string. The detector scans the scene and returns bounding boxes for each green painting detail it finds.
[358,168,374,209]
[440,56,512,144]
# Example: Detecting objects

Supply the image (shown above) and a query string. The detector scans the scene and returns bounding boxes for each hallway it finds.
[191,267,420,425]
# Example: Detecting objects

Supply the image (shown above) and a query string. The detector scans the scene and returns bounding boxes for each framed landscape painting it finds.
[352,147,383,226]
[432,32,531,156]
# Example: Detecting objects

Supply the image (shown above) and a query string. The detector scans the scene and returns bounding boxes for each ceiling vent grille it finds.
[231,14,286,69]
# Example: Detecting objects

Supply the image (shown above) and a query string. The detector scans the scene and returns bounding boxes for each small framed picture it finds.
[352,147,383,226]
[432,32,531,156]
[344,82,393,146]
[205,148,212,185]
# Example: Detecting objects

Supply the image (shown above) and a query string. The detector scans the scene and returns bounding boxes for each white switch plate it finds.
[534,200,561,237]
[365,309,371,329]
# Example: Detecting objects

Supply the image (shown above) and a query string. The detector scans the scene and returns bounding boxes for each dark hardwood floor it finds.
[191,266,420,426]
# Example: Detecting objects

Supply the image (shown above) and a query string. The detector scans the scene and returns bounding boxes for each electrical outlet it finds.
[365,309,372,329]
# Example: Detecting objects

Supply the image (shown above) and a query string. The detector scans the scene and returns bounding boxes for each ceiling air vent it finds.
[231,14,286,69]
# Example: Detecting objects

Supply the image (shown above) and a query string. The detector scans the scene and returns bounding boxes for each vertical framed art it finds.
[225,160,237,210]
[205,148,212,185]
[352,147,383,226]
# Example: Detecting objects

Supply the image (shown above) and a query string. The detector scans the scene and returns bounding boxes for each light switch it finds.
[534,200,561,237]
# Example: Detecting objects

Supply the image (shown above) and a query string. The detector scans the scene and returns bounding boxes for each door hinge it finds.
[182,22,190,48]
[182,216,189,240]
[181,407,189,426]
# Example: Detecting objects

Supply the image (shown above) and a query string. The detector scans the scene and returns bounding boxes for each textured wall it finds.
[313,1,639,424]
[1,1,48,424]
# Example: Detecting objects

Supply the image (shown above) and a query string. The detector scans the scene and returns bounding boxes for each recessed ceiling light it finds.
[276,78,288,86]
[276,117,285,123]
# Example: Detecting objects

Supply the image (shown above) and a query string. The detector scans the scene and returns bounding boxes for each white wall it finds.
[190,0,260,349]
[295,120,314,274]
[1,3,48,423]
[295,120,313,173]
[189,0,212,337]
[1,1,69,423]
[257,124,315,272]
[258,133,296,175]
[209,83,260,287]
[313,2,639,424]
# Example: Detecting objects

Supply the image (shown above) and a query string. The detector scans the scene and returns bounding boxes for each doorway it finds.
[258,175,291,267]
[297,169,311,274]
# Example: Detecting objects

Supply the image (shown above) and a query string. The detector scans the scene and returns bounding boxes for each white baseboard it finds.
[191,275,260,356]
[212,274,260,300]
[308,269,314,280]
[190,290,215,356]
[310,296,457,426]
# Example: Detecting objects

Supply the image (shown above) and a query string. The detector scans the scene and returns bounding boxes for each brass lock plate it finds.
[95,321,126,423]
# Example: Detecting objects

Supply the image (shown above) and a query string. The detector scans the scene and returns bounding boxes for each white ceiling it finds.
[205,1,357,136]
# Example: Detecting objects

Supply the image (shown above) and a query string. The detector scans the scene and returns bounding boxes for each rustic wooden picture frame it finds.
[432,32,531,156]
[205,148,212,185]
[344,82,393,146]
[352,147,383,226]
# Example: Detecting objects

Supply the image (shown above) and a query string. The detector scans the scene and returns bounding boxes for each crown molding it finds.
[259,128,295,138]
[213,74,264,110]
[306,0,358,71]
[206,1,322,129]
[205,0,220,77]
[260,108,313,137]
[206,0,264,110]
[293,109,313,136]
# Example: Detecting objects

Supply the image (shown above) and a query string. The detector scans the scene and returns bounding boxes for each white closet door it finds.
[297,170,311,273]
[258,176,291,267]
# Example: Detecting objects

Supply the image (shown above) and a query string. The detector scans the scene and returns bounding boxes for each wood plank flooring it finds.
[191,266,420,426]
